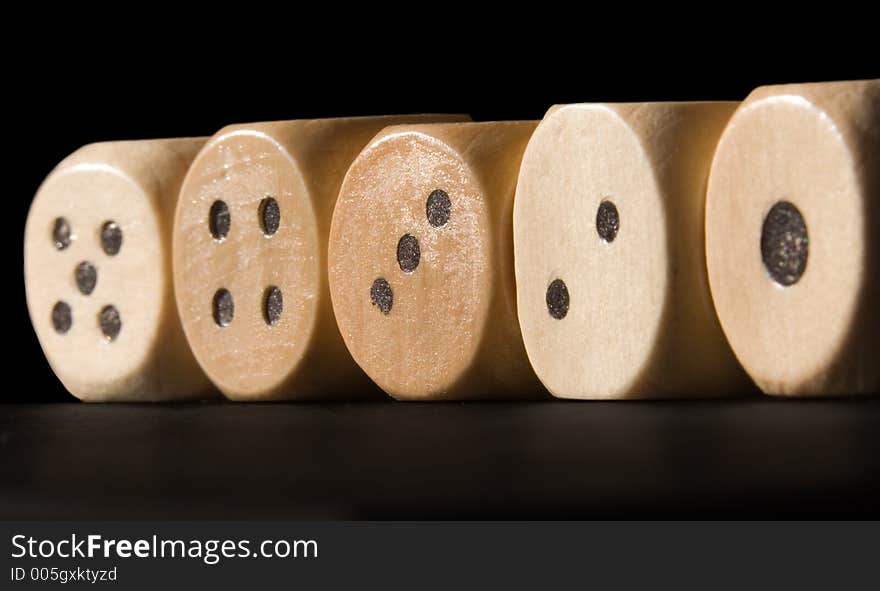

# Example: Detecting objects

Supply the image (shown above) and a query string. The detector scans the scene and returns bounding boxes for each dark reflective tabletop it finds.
[2,399,878,519]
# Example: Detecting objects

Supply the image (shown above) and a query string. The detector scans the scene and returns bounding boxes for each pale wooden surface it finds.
[329,122,546,400]
[706,80,880,396]
[514,102,752,399]
[24,139,212,401]
[173,116,466,401]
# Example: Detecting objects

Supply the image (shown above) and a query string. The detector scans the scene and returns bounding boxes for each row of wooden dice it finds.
[24,80,878,401]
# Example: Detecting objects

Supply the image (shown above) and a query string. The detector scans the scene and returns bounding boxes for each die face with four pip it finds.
[328,121,547,401]
[24,139,213,401]
[706,80,880,396]
[173,116,467,401]
[514,102,754,399]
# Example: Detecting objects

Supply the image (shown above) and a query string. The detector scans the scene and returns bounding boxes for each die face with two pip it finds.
[173,116,467,401]
[24,139,213,401]
[706,80,880,396]
[514,102,754,399]
[329,121,547,401]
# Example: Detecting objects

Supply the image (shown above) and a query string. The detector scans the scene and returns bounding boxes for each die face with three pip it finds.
[24,139,213,401]
[329,121,546,401]
[706,80,880,396]
[514,102,754,399]
[173,116,467,401]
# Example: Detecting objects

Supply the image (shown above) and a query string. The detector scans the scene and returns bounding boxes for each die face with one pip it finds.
[514,102,753,399]
[173,116,467,401]
[24,139,212,401]
[329,122,546,401]
[706,80,880,396]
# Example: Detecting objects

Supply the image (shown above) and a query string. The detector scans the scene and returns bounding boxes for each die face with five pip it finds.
[173,116,467,401]
[24,139,212,401]
[329,122,546,401]
[706,80,880,396]
[514,102,753,399]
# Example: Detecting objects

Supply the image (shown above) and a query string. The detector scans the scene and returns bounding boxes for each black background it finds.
[3,27,878,519]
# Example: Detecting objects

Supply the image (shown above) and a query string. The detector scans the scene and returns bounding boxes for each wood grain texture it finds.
[706,80,880,396]
[24,139,212,401]
[329,122,546,400]
[173,116,466,401]
[514,102,752,399]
